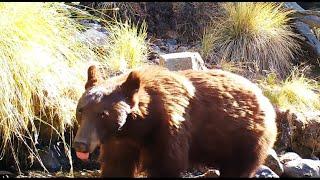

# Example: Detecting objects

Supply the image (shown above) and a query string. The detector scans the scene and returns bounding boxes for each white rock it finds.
[279,152,302,164]
[283,159,320,177]
[159,52,207,71]
[77,28,108,48]
[255,165,280,178]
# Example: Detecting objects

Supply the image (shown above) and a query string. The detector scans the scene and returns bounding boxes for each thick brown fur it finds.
[75,65,277,177]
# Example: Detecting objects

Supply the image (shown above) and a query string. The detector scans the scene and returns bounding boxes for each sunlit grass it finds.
[103,20,149,74]
[0,2,150,174]
[0,2,110,174]
[314,27,320,40]
[202,2,300,77]
[258,66,320,112]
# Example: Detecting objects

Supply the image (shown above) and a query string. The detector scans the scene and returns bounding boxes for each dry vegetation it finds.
[102,20,149,74]
[258,66,320,113]
[201,2,301,78]
[78,2,222,42]
[0,2,94,173]
[0,2,149,174]
[172,2,221,42]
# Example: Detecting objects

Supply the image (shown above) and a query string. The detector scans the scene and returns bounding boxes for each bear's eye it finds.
[100,111,110,118]
[77,108,83,114]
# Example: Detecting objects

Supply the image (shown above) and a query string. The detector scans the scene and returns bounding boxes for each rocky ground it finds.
[5,146,319,178]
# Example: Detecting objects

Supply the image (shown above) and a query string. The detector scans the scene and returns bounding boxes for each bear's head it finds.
[73,65,141,160]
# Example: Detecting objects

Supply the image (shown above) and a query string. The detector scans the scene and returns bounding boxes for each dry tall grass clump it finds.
[202,2,300,77]
[0,2,150,173]
[0,2,109,173]
[258,66,320,113]
[103,20,149,74]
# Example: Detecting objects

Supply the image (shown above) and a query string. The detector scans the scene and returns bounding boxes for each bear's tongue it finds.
[76,151,89,160]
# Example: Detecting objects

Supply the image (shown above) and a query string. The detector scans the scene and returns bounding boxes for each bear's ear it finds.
[120,71,141,108]
[85,65,100,90]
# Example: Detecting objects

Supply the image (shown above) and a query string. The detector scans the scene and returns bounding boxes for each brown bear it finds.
[73,65,277,177]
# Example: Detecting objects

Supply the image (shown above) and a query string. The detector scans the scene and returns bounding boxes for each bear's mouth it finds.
[73,141,91,161]
[76,151,90,161]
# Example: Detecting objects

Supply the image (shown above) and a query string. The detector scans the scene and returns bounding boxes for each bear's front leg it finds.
[100,138,141,177]
[145,134,190,177]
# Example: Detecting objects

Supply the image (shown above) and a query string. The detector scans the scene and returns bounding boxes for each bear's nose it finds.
[73,141,89,152]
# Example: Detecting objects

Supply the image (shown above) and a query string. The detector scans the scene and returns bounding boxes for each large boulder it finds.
[255,165,280,178]
[283,159,320,177]
[33,146,62,173]
[275,108,320,158]
[264,148,284,176]
[30,141,72,173]
[279,152,302,164]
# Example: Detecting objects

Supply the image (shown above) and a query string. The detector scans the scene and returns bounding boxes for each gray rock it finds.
[264,149,284,176]
[159,52,207,71]
[275,109,320,158]
[279,152,302,164]
[79,19,92,25]
[311,155,320,161]
[37,147,62,172]
[168,44,178,53]
[0,171,16,178]
[255,165,280,178]
[31,141,71,172]
[166,39,177,46]
[283,159,320,177]
[77,28,108,48]
[151,45,161,54]
[79,20,108,33]
[81,22,101,29]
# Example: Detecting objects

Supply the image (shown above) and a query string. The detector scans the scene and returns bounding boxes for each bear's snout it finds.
[73,141,89,153]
